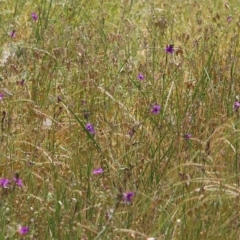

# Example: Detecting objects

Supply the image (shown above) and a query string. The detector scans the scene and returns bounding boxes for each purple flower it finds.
[31,12,38,22]
[227,16,232,23]
[122,191,134,204]
[0,93,4,101]
[93,168,103,175]
[84,112,90,120]
[19,79,25,86]
[128,130,134,137]
[151,104,161,114]
[234,102,240,111]
[57,96,62,102]
[138,73,145,81]
[165,44,174,54]
[18,226,29,235]
[0,178,10,188]
[17,79,25,86]
[86,123,95,135]
[184,134,192,139]
[14,177,23,187]
[9,30,16,38]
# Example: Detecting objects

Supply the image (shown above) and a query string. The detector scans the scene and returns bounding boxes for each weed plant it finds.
[0,0,240,239]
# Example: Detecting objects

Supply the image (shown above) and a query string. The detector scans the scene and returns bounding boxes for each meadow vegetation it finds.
[1,0,240,239]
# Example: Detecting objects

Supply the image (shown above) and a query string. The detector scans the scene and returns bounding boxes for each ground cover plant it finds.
[1,0,240,239]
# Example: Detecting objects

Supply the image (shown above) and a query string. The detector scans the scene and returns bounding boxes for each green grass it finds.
[1,0,240,239]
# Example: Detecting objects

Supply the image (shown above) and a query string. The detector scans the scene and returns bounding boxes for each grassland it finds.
[1,0,240,239]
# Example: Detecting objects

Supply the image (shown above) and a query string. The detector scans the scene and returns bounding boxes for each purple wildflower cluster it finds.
[2,176,28,234]
[9,13,37,44]
[0,176,23,188]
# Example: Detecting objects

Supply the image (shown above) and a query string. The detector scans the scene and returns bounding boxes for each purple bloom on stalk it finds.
[184,134,192,139]
[0,178,10,188]
[123,191,135,204]
[31,12,38,22]
[234,102,240,111]
[57,96,62,102]
[86,123,95,135]
[17,79,25,86]
[84,112,90,120]
[151,104,161,114]
[14,177,23,187]
[10,30,16,38]
[128,130,134,137]
[227,16,232,23]
[18,226,29,235]
[19,79,25,86]
[93,168,103,175]
[0,93,4,101]
[138,73,145,81]
[165,44,174,54]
